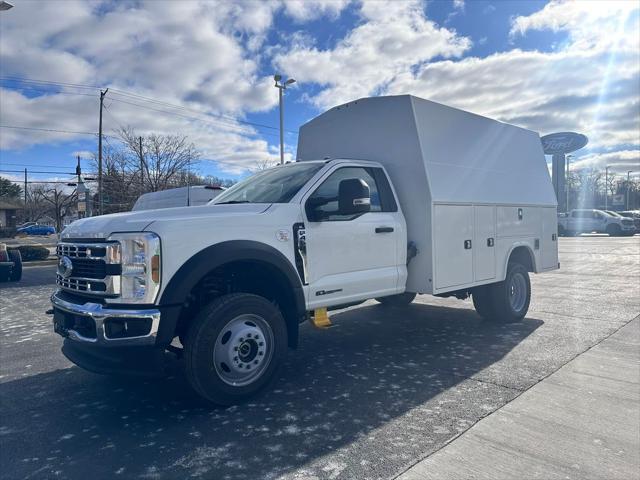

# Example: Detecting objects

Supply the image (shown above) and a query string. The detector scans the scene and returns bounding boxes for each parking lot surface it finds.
[1,236,639,480]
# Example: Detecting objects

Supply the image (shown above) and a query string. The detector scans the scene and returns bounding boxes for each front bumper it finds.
[51,292,160,346]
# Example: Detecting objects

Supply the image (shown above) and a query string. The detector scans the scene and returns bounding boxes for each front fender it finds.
[156,240,305,347]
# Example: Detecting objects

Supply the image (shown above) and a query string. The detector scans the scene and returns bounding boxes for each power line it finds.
[1,75,299,135]
[0,169,77,175]
[107,96,282,138]
[0,76,103,91]
[0,125,100,136]
[0,162,88,169]
[1,84,96,97]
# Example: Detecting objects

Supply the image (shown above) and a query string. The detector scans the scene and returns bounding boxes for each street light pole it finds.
[566,154,573,212]
[627,170,633,210]
[273,75,296,165]
[605,166,610,210]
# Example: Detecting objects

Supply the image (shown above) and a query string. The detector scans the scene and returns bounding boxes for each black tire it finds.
[557,224,565,236]
[606,224,622,236]
[472,286,495,319]
[8,249,22,282]
[184,293,287,406]
[484,263,531,323]
[375,292,416,307]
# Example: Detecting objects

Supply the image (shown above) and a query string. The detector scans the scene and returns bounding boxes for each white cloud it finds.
[274,0,471,109]
[1,0,638,178]
[283,0,352,22]
[571,150,640,173]
[0,0,323,174]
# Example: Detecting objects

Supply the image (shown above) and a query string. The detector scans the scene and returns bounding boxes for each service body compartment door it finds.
[541,207,559,269]
[473,206,496,281]
[434,205,473,290]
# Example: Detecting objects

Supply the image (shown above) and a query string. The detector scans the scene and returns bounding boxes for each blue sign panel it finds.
[541,132,588,155]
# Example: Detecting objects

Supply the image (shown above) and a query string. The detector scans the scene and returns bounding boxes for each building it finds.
[0,199,23,228]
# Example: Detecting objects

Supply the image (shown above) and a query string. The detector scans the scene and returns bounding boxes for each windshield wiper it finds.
[215,200,251,204]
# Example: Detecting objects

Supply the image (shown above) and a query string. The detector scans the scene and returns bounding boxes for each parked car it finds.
[17,224,56,236]
[558,209,635,236]
[16,221,37,230]
[0,243,22,282]
[50,95,559,405]
[619,211,640,232]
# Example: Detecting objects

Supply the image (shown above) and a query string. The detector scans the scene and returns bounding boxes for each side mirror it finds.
[338,178,371,215]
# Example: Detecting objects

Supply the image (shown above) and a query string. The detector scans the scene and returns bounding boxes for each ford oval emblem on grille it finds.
[58,256,73,278]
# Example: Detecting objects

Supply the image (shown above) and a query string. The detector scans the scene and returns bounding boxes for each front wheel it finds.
[606,224,622,236]
[375,292,416,307]
[184,293,287,405]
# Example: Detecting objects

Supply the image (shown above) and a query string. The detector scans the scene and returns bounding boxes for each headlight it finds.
[107,232,161,304]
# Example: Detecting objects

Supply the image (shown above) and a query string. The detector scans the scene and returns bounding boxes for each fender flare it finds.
[157,240,306,347]
[503,242,537,279]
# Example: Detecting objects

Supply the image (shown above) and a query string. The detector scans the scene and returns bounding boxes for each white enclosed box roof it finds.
[297,95,556,293]
[297,95,556,207]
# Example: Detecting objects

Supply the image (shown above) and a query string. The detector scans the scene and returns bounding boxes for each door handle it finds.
[375,227,394,233]
[464,239,472,249]
[487,237,494,247]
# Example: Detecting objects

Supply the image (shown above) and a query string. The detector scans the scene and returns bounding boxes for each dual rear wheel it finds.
[473,262,531,323]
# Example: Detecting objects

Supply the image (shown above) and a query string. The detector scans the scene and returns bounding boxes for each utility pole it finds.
[627,170,633,210]
[23,168,27,218]
[605,166,610,210]
[138,136,144,191]
[98,88,108,215]
[565,155,573,212]
[273,74,296,165]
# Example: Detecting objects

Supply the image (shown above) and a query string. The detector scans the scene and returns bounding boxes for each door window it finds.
[307,167,383,221]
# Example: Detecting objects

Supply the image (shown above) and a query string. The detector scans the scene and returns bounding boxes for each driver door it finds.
[301,166,404,309]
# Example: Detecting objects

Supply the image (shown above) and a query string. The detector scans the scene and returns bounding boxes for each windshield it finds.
[212,162,324,204]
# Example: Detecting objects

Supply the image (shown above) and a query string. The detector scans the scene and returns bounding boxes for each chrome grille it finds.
[56,275,90,292]
[69,258,107,279]
[56,241,121,296]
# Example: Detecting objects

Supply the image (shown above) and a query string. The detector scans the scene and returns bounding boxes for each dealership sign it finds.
[541,132,588,155]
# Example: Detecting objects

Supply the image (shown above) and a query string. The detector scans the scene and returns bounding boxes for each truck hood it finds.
[61,204,272,239]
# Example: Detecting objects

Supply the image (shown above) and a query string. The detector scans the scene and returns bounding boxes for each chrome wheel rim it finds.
[508,272,527,313]
[213,314,274,387]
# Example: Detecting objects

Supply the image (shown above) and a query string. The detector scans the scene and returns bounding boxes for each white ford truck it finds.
[50,95,559,404]
[558,209,636,236]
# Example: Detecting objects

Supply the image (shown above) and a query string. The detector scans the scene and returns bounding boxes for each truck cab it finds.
[50,95,559,405]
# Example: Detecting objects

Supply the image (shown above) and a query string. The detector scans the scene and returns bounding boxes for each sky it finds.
[0,0,638,187]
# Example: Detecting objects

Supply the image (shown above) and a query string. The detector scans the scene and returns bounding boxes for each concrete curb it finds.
[22,259,57,267]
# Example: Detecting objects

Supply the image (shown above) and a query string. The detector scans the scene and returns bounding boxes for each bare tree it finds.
[90,128,201,213]
[252,158,278,172]
[33,184,77,231]
[118,127,200,192]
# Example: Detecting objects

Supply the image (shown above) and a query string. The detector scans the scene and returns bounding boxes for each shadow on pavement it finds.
[0,303,542,479]
[0,265,56,290]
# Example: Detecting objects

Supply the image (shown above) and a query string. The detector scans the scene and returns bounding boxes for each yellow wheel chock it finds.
[310,307,333,329]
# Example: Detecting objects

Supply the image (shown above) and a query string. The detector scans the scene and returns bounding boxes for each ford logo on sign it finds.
[540,132,588,155]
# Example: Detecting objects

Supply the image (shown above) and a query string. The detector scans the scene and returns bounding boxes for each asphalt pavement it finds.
[0,236,638,480]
